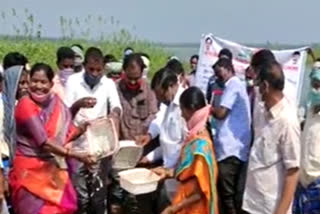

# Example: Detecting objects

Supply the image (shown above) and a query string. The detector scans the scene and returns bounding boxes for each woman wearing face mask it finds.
[9,63,95,214]
[293,67,320,214]
[153,87,218,214]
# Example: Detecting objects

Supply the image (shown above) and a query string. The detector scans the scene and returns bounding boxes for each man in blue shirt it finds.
[211,58,252,214]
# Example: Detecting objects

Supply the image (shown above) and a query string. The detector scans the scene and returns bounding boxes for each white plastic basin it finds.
[119,168,161,195]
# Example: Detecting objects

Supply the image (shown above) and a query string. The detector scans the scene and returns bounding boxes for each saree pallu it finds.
[10,156,77,214]
[10,95,78,214]
[293,178,320,214]
[172,130,218,214]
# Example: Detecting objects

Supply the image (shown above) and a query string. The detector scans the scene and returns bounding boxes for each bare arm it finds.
[0,169,4,204]
[212,106,229,120]
[42,140,70,157]
[274,168,299,214]
[163,178,203,214]
[109,107,121,136]
[42,140,95,165]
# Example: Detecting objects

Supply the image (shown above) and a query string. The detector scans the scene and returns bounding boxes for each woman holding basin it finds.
[152,87,218,214]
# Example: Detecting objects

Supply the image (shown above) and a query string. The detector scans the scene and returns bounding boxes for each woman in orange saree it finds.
[9,63,95,214]
[153,87,218,214]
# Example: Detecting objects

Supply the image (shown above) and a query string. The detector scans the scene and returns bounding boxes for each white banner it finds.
[195,34,308,105]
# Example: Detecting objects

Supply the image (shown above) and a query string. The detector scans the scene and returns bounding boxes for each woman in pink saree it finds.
[9,63,95,214]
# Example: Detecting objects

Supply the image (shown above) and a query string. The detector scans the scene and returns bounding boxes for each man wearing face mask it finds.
[292,66,320,213]
[243,60,300,214]
[211,58,251,214]
[65,47,122,214]
[52,47,76,100]
[109,53,158,214]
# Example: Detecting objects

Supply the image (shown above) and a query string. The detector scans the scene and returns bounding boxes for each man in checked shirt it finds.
[110,53,158,214]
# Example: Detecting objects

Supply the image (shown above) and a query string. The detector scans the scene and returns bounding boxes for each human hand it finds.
[75,97,97,109]
[71,152,96,165]
[138,156,151,166]
[135,134,151,146]
[151,167,169,180]
[161,206,175,214]
[78,122,90,135]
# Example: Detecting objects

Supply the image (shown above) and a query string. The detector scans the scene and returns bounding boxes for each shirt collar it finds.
[269,97,286,119]
[224,75,236,87]
[80,73,105,90]
[173,84,184,106]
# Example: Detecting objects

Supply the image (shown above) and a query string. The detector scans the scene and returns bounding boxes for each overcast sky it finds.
[1,0,319,44]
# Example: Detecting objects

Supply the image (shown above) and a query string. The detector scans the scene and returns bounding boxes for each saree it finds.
[9,95,78,214]
[2,65,24,159]
[172,105,218,214]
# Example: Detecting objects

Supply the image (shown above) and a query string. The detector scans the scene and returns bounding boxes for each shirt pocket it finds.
[249,136,280,170]
[132,99,149,120]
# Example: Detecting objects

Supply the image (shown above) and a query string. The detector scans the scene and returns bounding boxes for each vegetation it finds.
[0,9,171,76]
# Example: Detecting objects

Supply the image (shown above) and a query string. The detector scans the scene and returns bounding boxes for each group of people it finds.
[0,43,318,214]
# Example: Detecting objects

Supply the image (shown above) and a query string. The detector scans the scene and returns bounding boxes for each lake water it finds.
[164,45,312,109]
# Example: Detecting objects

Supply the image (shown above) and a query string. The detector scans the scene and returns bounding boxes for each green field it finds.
[0,35,171,77]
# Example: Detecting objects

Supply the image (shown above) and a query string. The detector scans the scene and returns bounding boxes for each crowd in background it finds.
[0,44,318,214]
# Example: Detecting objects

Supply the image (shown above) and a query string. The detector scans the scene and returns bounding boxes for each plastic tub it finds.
[112,140,143,169]
[119,168,161,195]
[85,117,119,159]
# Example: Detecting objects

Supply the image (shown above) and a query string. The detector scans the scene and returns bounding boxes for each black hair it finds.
[218,48,233,60]
[213,58,235,74]
[0,73,3,82]
[84,47,104,65]
[293,51,301,56]
[104,54,117,64]
[151,67,178,90]
[180,87,206,111]
[165,59,185,76]
[3,52,28,70]
[205,37,213,44]
[56,47,75,63]
[180,86,214,139]
[123,53,145,72]
[190,54,199,62]
[30,63,55,82]
[71,44,84,51]
[251,49,276,69]
[258,60,285,91]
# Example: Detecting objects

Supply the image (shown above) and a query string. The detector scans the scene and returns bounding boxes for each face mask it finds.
[246,79,254,88]
[29,91,51,104]
[59,68,74,86]
[125,79,142,91]
[309,88,320,107]
[84,72,102,88]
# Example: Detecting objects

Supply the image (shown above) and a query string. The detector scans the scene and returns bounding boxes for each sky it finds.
[1,0,320,45]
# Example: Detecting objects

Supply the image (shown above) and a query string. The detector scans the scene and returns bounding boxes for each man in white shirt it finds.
[243,60,300,214]
[136,68,186,211]
[65,47,121,214]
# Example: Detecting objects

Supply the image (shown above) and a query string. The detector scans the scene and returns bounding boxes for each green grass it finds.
[0,36,171,77]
